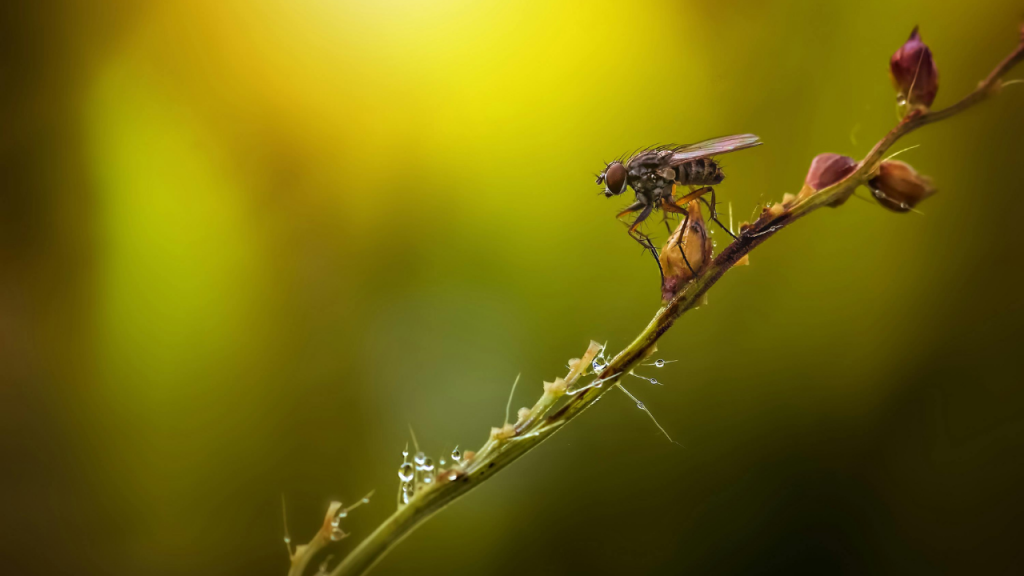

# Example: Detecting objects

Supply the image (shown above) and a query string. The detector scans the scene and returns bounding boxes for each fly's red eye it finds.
[605,162,626,196]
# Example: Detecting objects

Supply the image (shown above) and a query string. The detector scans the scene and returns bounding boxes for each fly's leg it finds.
[661,213,675,235]
[696,187,739,240]
[621,203,663,282]
[659,197,697,277]
[672,185,714,205]
[615,200,646,221]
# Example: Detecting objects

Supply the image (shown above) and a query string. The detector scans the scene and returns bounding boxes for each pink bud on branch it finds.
[890,27,939,114]
[804,153,858,191]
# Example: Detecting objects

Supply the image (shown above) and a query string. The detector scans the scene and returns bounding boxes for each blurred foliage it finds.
[3,1,1024,574]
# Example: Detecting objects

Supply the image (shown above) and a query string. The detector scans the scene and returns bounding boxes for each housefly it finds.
[596,134,762,278]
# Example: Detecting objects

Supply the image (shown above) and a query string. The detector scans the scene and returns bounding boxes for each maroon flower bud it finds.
[660,200,713,302]
[869,160,937,212]
[890,27,939,112]
[803,153,857,192]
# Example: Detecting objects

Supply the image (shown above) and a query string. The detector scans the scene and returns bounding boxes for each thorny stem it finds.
[326,32,1024,576]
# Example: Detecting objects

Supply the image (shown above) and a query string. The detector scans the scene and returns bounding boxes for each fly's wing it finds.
[667,134,762,165]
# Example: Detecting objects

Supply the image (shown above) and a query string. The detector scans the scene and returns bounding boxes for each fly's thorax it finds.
[631,175,673,203]
[628,158,676,201]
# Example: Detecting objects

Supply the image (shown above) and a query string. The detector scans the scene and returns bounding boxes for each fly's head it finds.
[596,161,627,198]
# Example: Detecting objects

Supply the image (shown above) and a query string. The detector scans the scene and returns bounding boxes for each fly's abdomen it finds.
[675,158,725,186]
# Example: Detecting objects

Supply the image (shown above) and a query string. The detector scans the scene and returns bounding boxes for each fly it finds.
[596,134,762,279]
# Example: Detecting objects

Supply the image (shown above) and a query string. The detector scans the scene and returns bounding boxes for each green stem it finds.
[329,31,1024,576]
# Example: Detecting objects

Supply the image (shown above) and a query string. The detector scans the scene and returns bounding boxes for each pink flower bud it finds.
[890,27,939,111]
[804,153,857,192]
[869,160,937,212]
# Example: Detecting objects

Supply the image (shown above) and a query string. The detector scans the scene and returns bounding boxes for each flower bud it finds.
[868,160,937,212]
[890,27,939,113]
[803,153,857,193]
[660,200,712,302]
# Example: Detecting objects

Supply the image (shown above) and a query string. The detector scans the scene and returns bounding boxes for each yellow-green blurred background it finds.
[3,1,1024,574]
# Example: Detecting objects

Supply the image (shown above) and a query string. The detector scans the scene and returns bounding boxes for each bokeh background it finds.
[4,1,1024,574]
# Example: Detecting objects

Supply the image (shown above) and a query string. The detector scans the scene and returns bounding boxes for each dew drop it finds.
[331,516,340,528]
[636,401,645,409]
[654,359,665,368]
[439,457,446,466]
[284,536,291,545]
[398,462,414,482]
[422,458,434,472]
[423,475,433,484]
[451,447,462,463]
[650,378,659,385]
[330,528,346,541]
[413,452,426,466]
[448,472,457,481]
[337,510,348,519]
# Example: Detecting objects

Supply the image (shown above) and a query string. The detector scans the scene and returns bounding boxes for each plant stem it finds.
[329,31,1024,576]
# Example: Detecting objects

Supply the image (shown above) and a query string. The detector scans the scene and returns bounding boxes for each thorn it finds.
[282,494,292,559]
[408,424,420,452]
[615,383,681,446]
[883,144,921,162]
[504,373,521,425]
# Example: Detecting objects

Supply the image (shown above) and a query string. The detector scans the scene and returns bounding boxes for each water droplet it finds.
[361,497,370,504]
[636,401,645,409]
[451,447,461,462]
[439,457,446,466]
[283,536,291,544]
[413,452,426,466]
[337,510,348,519]
[398,462,414,482]
[331,516,340,528]
[422,458,434,472]
[423,475,433,484]
[330,528,346,541]
[448,472,457,481]
[650,378,659,385]
[654,359,665,368]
